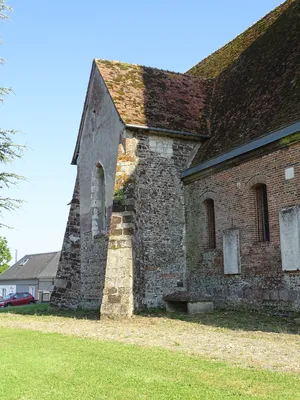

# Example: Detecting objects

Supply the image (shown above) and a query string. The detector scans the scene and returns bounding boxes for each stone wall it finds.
[99,138,137,317]
[185,140,300,311]
[132,132,199,309]
[50,63,201,314]
[83,129,199,313]
[100,203,135,317]
[77,67,126,311]
[50,174,81,309]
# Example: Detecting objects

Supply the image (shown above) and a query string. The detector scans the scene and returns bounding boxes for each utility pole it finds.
[15,249,18,263]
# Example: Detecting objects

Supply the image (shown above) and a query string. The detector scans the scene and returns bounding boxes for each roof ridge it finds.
[20,251,60,258]
[95,58,206,81]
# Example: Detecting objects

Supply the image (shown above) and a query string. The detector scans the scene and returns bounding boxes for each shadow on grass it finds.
[0,303,99,320]
[136,308,300,335]
[1,303,300,334]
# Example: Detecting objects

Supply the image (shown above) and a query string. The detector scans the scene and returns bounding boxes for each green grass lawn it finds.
[0,302,99,319]
[0,327,300,400]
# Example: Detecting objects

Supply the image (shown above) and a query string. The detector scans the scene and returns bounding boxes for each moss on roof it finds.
[75,1,299,168]
[187,0,295,80]
[190,0,300,166]
[95,59,210,135]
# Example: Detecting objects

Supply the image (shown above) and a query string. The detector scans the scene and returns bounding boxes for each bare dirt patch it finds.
[1,310,300,373]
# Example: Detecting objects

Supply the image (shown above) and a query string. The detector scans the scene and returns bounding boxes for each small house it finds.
[0,252,60,300]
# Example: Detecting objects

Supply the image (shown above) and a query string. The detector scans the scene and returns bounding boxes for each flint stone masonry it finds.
[51,174,81,309]
[185,141,300,311]
[132,131,198,309]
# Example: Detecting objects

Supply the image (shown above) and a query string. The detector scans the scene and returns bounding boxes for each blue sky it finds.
[0,0,283,262]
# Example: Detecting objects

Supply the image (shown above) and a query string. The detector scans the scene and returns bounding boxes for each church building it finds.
[51,0,300,316]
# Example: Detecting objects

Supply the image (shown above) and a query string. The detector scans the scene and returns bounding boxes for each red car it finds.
[0,292,36,308]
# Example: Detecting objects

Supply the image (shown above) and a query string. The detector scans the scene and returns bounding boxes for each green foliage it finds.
[0,1,11,19]
[0,1,26,227]
[0,0,11,67]
[0,236,11,273]
[114,188,125,202]
[280,131,300,146]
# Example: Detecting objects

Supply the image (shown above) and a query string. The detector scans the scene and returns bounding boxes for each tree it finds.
[0,236,11,274]
[0,1,25,227]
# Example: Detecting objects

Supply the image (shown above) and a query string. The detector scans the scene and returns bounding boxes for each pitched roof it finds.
[186,0,294,80]
[95,59,210,135]
[188,0,300,167]
[0,252,60,281]
[38,251,61,279]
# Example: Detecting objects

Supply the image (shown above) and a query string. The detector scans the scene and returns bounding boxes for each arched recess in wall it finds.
[246,175,270,242]
[199,191,217,250]
[245,174,268,189]
[91,162,106,237]
[253,183,270,242]
[203,198,216,249]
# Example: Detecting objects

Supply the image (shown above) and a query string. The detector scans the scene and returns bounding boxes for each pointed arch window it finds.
[204,199,216,249]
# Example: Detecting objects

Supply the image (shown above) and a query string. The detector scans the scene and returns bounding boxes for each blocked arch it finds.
[91,162,106,237]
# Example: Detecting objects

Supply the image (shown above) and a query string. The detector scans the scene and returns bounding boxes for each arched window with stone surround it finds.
[204,198,216,249]
[254,183,270,242]
[91,163,106,237]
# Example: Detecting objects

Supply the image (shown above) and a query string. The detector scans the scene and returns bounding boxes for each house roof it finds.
[188,0,300,167]
[38,251,61,279]
[95,59,211,135]
[0,252,60,281]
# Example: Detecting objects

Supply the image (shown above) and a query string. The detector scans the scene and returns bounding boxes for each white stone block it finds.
[279,206,300,271]
[285,167,294,180]
[223,229,241,274]
[149,135,173,158]
[187,301,214,314]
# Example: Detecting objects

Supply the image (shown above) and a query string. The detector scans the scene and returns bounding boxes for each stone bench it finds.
[163,291,214,314]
